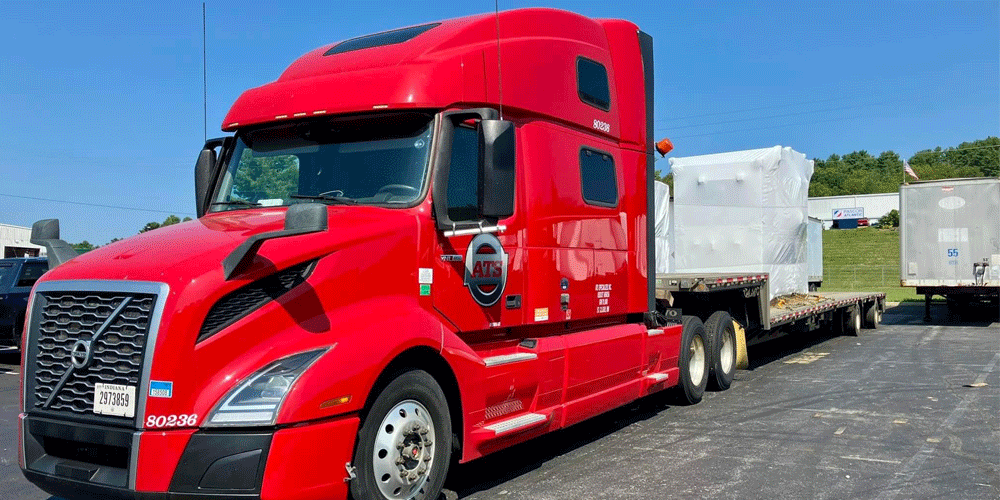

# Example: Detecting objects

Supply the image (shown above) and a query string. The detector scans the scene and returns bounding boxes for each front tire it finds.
[676,315,709,405]
[351,370,452,500]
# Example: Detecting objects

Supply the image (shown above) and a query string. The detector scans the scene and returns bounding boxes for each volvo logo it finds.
[464,233,508,307]
[70,339,93,369]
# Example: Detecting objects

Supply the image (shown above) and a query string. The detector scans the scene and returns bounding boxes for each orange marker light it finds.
[319,395,352,409]
[656,138,674,157]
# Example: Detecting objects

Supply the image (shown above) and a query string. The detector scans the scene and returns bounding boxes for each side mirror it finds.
[222,203,328,280]
[480,120,515,218]
[30,219,60,241]
[195,137,228,218]
[30,219,78,269]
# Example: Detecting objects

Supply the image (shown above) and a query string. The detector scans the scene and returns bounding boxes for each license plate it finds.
[93,383,136,418]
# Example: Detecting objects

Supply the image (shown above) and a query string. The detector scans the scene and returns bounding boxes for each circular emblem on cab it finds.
[464,233,508,307]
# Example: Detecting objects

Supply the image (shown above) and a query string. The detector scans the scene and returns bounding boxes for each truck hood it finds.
[30,205,426,428]
[40,206,417,285]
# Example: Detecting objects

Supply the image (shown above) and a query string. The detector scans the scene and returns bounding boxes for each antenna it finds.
[203,2,207,143]
[494,0,503,120]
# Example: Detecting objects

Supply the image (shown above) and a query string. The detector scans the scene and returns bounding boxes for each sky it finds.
[1,0,997,245]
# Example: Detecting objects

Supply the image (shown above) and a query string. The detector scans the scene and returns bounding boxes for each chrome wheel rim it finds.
[720,328,735,375]
[690,335,706,386]
[372,399,436,500]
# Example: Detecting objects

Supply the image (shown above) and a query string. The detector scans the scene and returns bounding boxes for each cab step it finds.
[484,412,548,436]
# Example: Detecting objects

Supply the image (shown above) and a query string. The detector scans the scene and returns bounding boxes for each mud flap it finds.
[734,320,749,370]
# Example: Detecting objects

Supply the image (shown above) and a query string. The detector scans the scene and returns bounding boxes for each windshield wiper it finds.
[211,200,262,208]
[290,193,356,205]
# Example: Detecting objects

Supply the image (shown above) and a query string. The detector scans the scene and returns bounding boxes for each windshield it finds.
[212,112,434,211]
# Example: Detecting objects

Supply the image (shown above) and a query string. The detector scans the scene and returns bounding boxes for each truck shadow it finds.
[744,330,840,371]
[443,393,675,499]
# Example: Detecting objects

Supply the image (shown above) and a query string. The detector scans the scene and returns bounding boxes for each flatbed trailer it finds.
[655,272,886,356]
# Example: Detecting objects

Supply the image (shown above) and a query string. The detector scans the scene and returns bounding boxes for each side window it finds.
[577,57,610,111]
[16,262,48,288]
[580,148,617,207]
[447,126,480,221]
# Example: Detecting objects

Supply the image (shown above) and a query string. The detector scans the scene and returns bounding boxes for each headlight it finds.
[205,348,327,427]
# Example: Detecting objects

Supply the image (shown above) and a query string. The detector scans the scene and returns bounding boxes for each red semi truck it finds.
[19,8,883,500]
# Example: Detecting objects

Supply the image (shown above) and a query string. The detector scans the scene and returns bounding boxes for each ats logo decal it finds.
[464,233,508,307]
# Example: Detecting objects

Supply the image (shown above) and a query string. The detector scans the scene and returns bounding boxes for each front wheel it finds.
[351,370,452,500]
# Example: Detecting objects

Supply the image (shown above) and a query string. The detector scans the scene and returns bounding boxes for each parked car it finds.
[0,257,48,350]
[857,218,870,227]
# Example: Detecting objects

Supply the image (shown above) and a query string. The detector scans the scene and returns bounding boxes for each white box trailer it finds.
[900,178,1000,320]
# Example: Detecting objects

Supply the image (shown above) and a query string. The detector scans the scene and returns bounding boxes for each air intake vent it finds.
[199,261,316,342]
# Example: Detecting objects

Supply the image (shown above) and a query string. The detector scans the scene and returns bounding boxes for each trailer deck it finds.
[770,291,887,328]
[655,272,885,346]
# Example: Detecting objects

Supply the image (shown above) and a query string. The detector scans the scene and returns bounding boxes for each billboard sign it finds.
[832,207,865,220]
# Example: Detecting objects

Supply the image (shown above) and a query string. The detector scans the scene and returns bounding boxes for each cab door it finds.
[431,113,525,333]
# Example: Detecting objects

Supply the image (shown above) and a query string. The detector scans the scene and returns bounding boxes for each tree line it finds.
[809,136,998,197]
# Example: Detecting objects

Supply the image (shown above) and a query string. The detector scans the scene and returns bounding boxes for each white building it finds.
[808,192,899,229]
[1,223,45,258]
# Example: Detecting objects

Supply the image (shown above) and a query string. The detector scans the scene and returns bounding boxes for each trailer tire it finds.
[704,311,737,391]
[863,302,881,329]
[844,305,861,336]
[675,315,709,405]
[351,370,451,500]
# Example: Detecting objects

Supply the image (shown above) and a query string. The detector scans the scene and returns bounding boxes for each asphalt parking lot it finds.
[1,302,997,500]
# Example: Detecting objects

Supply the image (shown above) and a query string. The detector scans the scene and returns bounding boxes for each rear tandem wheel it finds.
[675,315,709,405]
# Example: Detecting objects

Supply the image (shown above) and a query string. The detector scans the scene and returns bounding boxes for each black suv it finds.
[0,257,48,350]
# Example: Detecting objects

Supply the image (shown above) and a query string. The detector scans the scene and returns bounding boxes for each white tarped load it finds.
[653,181,673,273]
[666,146,814,299]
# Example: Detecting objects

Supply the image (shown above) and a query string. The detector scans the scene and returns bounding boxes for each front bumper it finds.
[21,413,360,500]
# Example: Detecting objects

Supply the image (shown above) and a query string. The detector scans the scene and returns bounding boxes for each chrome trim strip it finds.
[19,414,26,469]
[129,431,141,489]
[443,224,506,238]
[483,352,537,367]
[21,292,38,415]
[647,329,665,337]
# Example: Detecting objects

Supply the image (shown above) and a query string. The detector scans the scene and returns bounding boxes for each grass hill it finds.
[820,227,922,303]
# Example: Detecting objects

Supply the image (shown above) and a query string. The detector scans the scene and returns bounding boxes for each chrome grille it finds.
[33,291,156,418]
